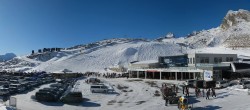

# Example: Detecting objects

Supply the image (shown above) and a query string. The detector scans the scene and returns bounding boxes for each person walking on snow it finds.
[211,87,216,98]
[195,87,198,97]
[182,86,185,94]
[185,86,189,97]
[198,88,201,97]
[206,89,210,100]
[202,89,205,97]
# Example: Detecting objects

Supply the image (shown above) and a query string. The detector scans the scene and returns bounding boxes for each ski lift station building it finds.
[128,53,239,81]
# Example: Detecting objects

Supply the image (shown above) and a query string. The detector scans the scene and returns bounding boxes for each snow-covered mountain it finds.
[1,9,250,73]
[0,39,187,72]
[183,9,250,49]
[0,53,16,62]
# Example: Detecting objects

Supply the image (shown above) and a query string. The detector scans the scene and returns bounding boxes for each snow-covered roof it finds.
[132,60,158,65]
[159,54,186,57]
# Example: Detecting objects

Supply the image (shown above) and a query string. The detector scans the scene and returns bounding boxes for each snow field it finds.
[2,77,250,110]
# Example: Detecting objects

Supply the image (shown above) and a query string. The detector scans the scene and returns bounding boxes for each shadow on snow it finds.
[38,98,101,107]
[188,96,201,105]
[192,105,222,110]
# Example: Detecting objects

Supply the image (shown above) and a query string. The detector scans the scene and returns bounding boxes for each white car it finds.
[90,85,108,93]
[216,80,229,88]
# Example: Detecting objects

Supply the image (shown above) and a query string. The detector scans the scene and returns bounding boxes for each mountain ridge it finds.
[0,53,16,62]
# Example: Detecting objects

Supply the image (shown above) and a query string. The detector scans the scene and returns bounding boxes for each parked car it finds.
[39,88,61,99]
[87,78,100,84]
[216,80,229,88]
[0,87,9,96]
[242,81,250,89]
[240,78,250,85]
[60,92,83,103]
[203,81,216,89]
[193,80,216,89]
[9,84,26,93]
[90,85,108,93]
[184,79,196,87]
[35,91,58,102]
[27,81,38,88]
[228,80,240,86]
[9,87,17,95]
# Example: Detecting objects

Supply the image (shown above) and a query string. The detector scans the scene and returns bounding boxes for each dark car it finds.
[9,87,17,95]
[35,91,58,102]
[39,88,61,99]
[60,92,83,103]
[243,81,250,89]
[193,80,215,89]
[185,80,196,87]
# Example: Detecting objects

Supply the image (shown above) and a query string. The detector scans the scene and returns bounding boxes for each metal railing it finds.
[128,63,230,70]
[195,63,230,67]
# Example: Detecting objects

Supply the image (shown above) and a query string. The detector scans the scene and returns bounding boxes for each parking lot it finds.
[1,74,250,110]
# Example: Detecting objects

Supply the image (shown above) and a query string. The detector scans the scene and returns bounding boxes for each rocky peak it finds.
[165,32,175,39]
[221,9,250,29]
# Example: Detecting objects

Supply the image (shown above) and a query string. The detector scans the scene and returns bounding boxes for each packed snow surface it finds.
[3,77,250,110]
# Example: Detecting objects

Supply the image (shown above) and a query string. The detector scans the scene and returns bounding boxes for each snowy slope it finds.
[30,41,186,72]
[1,9,250,73]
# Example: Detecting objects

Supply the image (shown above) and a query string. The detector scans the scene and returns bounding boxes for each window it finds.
[218,57,222,62]
[101,86,107,89]
[226,57,234,62]
[201,58,204,63]
[201,57,209,63]
[205,58,209,63]
[193,58,195,64]
[214,57,222,63]
[91,86,100,88]
[230,57,234,61]
[214,58,218,63]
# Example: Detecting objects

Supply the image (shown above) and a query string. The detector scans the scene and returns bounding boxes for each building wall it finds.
[188,54,196,67]
[129,63,159,69]
[188,53,237,66]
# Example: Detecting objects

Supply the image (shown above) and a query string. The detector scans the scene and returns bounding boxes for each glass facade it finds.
[159,55,188,67]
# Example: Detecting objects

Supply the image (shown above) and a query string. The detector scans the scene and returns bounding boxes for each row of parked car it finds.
[0,75,55,96]
[185,78,250,89]
[35,78,83,103]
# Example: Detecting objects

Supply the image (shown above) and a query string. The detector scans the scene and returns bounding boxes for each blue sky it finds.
[0,0,249,55]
